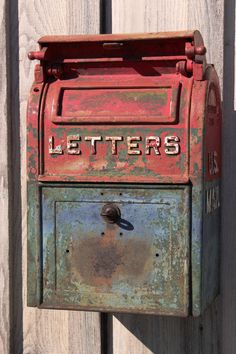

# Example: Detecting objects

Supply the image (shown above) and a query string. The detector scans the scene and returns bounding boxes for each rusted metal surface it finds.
[37,30,202,43]
[40,73,190,183]
[188,65,221,316]
[40,186,190,316]
[27,31,221,316]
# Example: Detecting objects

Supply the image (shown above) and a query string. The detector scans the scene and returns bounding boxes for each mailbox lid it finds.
[28,30,208,184]
[40,185,190,316]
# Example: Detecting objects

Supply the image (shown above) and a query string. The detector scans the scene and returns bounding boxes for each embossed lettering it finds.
[67,135,81,155]
[164,136,180,155]
[127,136,141,155]
[49,136,63,155]
[206,185,220,214]
[48,134,182,156]
[208,151,219,175]
[145,136,160,155]
[105,136,123,155]
[85,136,102,155]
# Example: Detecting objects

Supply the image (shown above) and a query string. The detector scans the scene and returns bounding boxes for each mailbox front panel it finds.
[40,73,192,184]
[40,186,190,316]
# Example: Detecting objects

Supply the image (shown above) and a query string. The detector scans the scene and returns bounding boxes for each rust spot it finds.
[71,224,152,287]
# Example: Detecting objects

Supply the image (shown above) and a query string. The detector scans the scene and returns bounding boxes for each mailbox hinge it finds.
[29,48,64,80]
[33,63,63,83]
[46,64,63,79]
[176,42,206,80]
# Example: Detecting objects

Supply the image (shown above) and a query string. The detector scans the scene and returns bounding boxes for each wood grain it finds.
[18,1,101,353]
[112,0,223,85]
[1,0,233,353]
[111,1,223,353]
[112,2,188,353]
[112,315,185,354]
[0,1,10,352]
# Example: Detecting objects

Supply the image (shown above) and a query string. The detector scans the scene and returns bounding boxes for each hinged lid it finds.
[28,31,206,64]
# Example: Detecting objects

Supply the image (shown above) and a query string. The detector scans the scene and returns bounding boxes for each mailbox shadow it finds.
[221,0,236,352]
[107,313,187,353]
[8,0,23,353]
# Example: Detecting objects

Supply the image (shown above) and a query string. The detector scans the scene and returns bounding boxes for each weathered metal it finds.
[101,204,121,224]
[27,31,221,316]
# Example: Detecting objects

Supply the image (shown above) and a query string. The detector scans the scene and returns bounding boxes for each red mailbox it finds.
[27,31,221,316]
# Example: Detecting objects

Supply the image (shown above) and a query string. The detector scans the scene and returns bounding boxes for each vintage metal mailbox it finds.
[27,31,221,317]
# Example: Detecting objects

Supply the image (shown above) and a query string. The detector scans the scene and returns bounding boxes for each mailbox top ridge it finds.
[38,30,203,45]
[28,30,206,65]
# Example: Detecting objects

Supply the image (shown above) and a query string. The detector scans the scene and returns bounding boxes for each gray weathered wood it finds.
[111,1,223,353]
[112,0,223,85]
[0,1,10,352]
[18,1,101,353]
[1,0,235,353]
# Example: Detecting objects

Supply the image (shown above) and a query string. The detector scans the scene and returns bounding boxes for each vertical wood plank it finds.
[112,315,185,354]
[112,0,223,83]
[111,1,223,353]
[0,0,10,352]
[19,1,101,353]
[8,0,22,351]
[186,0,223,88]
[112,3,188,354]
[112,0,188,34]
[235,0,236,112]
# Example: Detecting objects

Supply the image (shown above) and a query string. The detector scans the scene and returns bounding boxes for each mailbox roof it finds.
[39,30,202,45]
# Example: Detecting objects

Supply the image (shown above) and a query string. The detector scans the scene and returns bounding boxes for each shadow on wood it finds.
[109,297,220,354]
[100,0,112,34]
[222,1,236,353]
[7,0,23,353]
[112,313,186,353]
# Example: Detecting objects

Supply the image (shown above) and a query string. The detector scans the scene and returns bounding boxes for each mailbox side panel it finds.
[27,80,45,306]
[27,182,40,306]
[202,67,221,311]
[190,80,207,316]
[190,67,221,316]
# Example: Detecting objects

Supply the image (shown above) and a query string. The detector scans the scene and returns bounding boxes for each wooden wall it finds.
[0,1,10,352]
[20,3,102,353]
[0,0,235,353]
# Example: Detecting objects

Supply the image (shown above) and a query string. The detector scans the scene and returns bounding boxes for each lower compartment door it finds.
[41,185,190,316]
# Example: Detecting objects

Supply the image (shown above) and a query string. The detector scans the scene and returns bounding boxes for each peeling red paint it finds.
[27,32,221,316]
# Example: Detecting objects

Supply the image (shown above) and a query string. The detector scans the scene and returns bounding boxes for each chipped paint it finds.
[41,186,190,315]
[27,32,221,316]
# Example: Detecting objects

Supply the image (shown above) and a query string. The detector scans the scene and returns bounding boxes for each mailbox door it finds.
[40,185,190,316]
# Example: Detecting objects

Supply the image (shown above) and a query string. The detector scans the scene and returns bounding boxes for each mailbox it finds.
[27,31,221,317]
